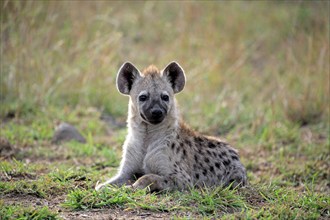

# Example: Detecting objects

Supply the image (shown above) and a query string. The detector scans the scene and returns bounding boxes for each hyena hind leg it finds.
[132,174,174,192]
[226,170,248,189]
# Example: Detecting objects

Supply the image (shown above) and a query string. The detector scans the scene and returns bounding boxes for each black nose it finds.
[151,109,163,118]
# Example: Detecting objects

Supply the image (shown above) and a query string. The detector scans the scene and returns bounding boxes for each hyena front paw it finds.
[133,174,167,192]
[95,176,134,191]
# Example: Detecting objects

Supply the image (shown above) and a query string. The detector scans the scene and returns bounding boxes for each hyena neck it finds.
[127,99,180,140]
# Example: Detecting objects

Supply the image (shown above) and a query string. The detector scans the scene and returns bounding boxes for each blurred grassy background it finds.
[1,1,329,143]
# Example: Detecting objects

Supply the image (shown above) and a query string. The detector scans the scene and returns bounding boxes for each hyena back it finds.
[95,61,247,192]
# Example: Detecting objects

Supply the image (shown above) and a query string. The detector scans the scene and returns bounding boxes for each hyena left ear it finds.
[116,62,141,95]
[163,61,186,94]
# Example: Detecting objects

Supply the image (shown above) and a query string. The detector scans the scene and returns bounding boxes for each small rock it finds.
[51,122,86,144]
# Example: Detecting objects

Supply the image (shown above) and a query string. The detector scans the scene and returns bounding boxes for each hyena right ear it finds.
[163,61,186,94]
[116,62,141,95]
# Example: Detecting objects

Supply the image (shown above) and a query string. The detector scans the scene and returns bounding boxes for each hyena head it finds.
[116,61,186,125]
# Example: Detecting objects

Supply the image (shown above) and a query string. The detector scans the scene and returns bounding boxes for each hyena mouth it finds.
[148,117,165,125]
[140,112,165,125]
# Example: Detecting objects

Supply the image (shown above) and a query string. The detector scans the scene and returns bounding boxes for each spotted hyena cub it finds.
[95,61,247,192]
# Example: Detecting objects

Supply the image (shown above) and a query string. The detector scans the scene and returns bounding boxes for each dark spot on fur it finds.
[203,169,208,175]
[194,155,199,162]
[206,150,212,156]
[183,149,187,157]
[176,147,180,154]
[185,139,191,146]
[218,153,223,159]
[195,137,203,144]
[209,166,215,173]
[180,142,184,147]
[231,155,239,161]
[204,157,210,163]
[195,173,200,179]
[171,143,175,150]
[212,152,217,157]
[215,162,220,169]
[164,179,168,184]
[221,151,228,157]
[223,160,231,166]
[208,142,216,148]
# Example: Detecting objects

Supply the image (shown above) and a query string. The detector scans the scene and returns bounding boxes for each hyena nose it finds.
[151,109,163,118]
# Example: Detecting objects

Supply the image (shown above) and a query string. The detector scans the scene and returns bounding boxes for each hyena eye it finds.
[139,95,148,102]
[161,94,169,102]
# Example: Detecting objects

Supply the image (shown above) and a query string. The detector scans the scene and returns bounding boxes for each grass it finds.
[1,1,329,219]
[61,184,329,219]
[62,186,247,216]
[0,201,59,220]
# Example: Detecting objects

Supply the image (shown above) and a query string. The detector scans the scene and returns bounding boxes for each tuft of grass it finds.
[62,187,154,210]
[63,186,248,217]
[0,175,76,199]
[49,167,91,183]
[226,184,330,219]
[63,184,330,218]
[0,113,53,148]
[0,202,59,220]
[0,159,40,181]
[258,185,329,219]
[182,186,247,215]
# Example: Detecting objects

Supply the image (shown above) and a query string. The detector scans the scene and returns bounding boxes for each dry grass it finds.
[2,2,328,119]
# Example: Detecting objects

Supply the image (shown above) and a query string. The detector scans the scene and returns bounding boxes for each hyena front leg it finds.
[95,143,144,190]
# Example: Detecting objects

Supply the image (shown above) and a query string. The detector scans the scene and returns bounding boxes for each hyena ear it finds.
[116,62,141,95]
[163,61,186,94]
